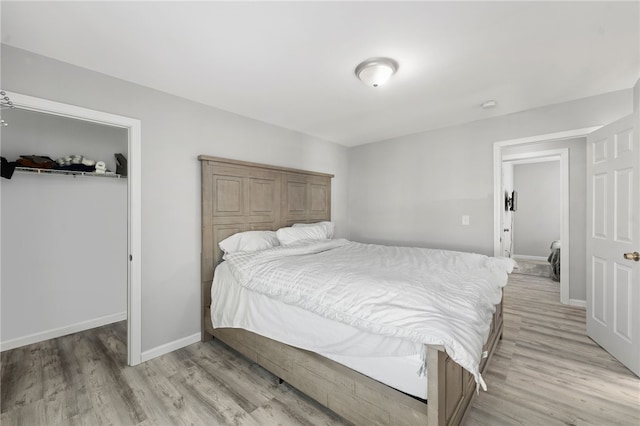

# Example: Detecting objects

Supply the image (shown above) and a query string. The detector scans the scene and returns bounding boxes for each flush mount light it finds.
[481,100,498,109]
[355,57,398,88]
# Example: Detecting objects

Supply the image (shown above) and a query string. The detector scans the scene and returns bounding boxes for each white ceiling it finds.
[2,1,639,147]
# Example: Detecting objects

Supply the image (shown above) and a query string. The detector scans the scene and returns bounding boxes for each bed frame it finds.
[199,155,503,426]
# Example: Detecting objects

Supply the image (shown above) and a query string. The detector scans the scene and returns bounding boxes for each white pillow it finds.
[277,222,334,245]
[218,230,280,254]
[292,221,335,238]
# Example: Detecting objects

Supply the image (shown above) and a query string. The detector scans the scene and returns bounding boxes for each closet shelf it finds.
[15,167,125,179]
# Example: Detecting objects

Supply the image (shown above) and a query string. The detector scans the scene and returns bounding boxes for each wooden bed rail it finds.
[204,299,503,426]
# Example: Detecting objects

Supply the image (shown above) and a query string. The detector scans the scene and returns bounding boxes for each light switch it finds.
[462,215,470,225]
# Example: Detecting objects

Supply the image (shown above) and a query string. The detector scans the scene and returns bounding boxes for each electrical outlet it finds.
[462,215,470,225]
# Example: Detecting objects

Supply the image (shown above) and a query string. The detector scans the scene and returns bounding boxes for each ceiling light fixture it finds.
[355,57,398,88]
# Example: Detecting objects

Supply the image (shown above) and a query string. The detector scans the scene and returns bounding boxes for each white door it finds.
[587,113,640,376]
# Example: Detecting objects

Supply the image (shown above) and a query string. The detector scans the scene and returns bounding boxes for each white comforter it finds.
[224,239,514,389]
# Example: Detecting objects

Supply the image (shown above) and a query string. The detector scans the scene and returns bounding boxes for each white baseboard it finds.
[569,299,586,308]
[512,254,548,261]
[141,332,200,363]
[1,311,127,352]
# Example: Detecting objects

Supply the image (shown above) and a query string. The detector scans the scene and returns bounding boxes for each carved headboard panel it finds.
[199,155,333,339]
[281,172,332,227]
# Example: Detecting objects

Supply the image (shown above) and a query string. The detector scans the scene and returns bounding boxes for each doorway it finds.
[493,127,600,306]
[1,91,142,365]
[502,153,564,279]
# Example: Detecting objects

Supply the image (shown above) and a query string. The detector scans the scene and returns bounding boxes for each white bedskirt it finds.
[211,262,428,398]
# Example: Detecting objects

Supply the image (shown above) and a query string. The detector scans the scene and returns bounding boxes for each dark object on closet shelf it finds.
[57,164,96,172]
[17,155,56,169]
[1,157,17,179]
[115,153,127,176]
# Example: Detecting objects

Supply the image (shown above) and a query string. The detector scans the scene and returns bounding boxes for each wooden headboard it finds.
[199,155,333,340]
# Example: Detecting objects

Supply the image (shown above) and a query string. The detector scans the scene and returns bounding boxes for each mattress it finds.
[211,261,428,398]
[222,238,512,390]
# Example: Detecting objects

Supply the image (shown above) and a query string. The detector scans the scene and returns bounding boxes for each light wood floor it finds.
[464,274,639,425]
[2,274,639,425]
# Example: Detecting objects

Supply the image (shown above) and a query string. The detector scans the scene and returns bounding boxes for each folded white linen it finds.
[224,239,514,390]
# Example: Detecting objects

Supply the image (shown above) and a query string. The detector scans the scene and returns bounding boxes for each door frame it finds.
[493,127,601,306]
[502,150,569,302]
[4,91,142,365]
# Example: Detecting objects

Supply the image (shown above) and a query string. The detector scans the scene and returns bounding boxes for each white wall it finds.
[0,45,350,353]
[512,161,560,257]
[634,79,640,113]
[1,109,128,346]
[348,92,632,302]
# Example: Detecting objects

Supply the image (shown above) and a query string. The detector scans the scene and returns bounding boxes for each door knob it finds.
[623,252,640,261]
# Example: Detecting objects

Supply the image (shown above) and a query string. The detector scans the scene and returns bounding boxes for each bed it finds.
[199,155,507,426]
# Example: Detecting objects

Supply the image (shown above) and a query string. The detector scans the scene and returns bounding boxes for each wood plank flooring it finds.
[464,274,639,425]
[2,274,639,425]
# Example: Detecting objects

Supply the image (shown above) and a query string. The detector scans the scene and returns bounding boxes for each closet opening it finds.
[0,91,141,365]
